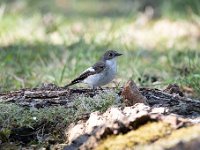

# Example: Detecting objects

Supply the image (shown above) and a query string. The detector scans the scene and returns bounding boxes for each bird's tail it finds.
[63,80,80,89]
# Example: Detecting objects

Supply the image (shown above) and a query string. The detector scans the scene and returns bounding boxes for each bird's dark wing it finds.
[65,61,106,88]
[67,70,95,86]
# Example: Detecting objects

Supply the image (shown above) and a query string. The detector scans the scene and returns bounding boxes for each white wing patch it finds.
[83,67,95,73]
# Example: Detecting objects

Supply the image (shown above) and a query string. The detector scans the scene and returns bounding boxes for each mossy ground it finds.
[96,123,200,150]
[96,122,173,150]
[135,124,200,150]
[0,90,119,146]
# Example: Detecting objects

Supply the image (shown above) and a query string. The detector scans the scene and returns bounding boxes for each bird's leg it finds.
[98,86,103,91]
[92,86,95,90]
[92,86,97,95]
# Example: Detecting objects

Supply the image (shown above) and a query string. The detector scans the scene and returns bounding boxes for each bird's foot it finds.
[98,86,104,91]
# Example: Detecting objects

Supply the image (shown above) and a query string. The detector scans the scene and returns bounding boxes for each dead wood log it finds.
[0,83,200,117]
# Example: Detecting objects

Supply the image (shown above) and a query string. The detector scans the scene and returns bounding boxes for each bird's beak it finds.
[115,53,123,57]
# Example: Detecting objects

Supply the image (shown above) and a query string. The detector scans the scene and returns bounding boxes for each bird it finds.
[65,50,122,89]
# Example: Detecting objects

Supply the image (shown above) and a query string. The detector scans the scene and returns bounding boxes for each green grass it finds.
[0,0,200,97]
[0,0,200,96]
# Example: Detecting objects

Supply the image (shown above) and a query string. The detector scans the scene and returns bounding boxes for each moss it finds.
[0,103,72,129]
[96,122,173,150]
[0,90,120,145]
[73,90,121,115]
[0,128,11,142]
[0,90,118,130]
[135,124,200,150]
[0,143,19,150]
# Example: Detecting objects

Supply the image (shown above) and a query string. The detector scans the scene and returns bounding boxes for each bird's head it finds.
[102,50,122,61]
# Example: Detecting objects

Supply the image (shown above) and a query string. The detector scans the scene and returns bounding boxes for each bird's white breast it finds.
[105,58,117,73]
[101,58,117,85]
[83,58,117,88]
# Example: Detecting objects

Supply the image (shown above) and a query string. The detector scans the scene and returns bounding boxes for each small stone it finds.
[121,80,148,106]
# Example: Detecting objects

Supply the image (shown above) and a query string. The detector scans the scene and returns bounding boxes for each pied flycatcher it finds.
[65,50,122,88]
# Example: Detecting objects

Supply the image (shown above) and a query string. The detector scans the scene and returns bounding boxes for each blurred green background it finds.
[0,0,200,96]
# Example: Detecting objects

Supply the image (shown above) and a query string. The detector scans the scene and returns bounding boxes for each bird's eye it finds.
[109,53,113,57]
